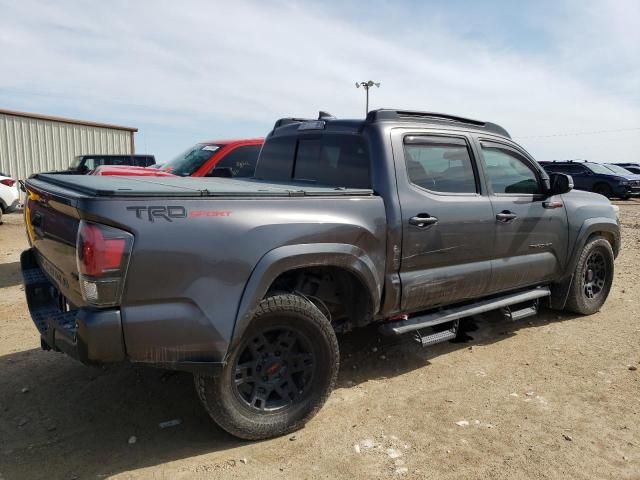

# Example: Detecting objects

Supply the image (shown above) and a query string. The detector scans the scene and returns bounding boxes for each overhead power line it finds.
[516,127,640,139]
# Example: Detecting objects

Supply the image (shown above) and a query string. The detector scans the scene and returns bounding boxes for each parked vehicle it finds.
[607,163,640,176]
[89,139,264,179]
[540,160,640,199]
[69,154,156,173]
[21,109,620,440]
[604,163,640,182]
[90,165,176,177]
[0,172,20,223]
[158,138,263,177]
[613,163,640,174]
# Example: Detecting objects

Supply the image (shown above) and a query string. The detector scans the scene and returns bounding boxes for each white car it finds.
[0,172,20,224]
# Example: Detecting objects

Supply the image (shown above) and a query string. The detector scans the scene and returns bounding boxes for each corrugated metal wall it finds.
[0,112,133,181]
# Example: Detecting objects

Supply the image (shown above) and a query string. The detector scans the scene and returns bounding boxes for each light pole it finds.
[355,80,380,116]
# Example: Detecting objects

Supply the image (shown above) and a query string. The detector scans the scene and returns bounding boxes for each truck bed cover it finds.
[28,174,374,198]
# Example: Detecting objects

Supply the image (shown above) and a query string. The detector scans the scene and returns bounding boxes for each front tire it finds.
[565,236,614,315]
[195,294,339,440]
[593,183,613,198]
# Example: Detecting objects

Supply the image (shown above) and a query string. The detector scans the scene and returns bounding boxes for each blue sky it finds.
[1,0,638,163]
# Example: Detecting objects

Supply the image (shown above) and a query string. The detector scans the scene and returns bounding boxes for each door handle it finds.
[409,214,438,228]
[496,211,517,222]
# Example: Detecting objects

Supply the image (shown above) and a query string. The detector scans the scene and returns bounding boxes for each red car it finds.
[91,165,175,176]
[92,138,264,178]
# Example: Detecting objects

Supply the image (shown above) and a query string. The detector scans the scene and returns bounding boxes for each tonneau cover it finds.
[29,174,374,198]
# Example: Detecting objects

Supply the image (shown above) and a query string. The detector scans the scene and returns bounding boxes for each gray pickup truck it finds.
[21,109,620,439]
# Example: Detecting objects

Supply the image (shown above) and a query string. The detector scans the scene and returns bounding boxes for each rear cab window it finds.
[255,133,371,188]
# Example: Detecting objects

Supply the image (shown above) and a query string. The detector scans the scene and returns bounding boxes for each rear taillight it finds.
[1,178,16,187]
[76,221,133,307]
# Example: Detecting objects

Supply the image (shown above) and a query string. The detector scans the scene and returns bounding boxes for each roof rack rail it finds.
[365,109,511,138]
[547,159,588,163]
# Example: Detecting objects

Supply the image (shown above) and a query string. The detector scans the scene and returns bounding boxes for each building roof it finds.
[0,108,138,132]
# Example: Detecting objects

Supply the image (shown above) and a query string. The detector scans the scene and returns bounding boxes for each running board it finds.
[380,287,550,336]
[414,321,459,347]
[501,301,539,322]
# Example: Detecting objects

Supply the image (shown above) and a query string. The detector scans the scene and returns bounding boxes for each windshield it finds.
[161,144,222,176]
[605,164,633,175]
[70,156,83,169]
[586,163,616,175]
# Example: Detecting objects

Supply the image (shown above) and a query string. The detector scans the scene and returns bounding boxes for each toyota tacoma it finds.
[21,109,620,439]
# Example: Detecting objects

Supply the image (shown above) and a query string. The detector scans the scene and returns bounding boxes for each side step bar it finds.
[501,302,539,322]
[414,321,459,347]
[380,287,550,336]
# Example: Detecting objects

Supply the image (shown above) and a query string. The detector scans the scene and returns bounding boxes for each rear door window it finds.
[107,157,127,166]
[403,136,478,193]
[569,165,587,175]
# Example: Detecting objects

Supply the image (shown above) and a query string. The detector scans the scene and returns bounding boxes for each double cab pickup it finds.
[21,109,620,439]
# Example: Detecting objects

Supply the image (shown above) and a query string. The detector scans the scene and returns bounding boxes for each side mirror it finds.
[548,173,573,195]
[206,167,233,178]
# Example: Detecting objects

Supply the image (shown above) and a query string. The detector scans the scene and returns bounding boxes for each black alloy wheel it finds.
[195,294,339,440]
[565,236,614,315]
[582,251,607,300]
[233,327,315,412]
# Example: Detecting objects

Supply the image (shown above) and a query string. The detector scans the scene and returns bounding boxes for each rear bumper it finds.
[20,248,224,374]
[4,197,20,212]
[20,248,125,364]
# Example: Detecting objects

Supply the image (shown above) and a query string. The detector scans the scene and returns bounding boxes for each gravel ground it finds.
[0,202,639,480]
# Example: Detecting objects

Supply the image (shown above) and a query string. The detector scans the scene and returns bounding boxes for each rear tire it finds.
[565,236,614,315]
[195,294,339,440]
[593,183,613,198]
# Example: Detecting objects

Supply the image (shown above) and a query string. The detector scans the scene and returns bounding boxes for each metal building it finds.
[0,108,137,181]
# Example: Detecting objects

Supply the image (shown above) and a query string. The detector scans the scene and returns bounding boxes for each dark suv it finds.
[540,161,640,199]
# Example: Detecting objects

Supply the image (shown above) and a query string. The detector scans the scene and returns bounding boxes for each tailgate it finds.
[24,180,84,307]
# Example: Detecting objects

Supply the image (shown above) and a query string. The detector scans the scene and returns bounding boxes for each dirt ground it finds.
[0,202,639,480]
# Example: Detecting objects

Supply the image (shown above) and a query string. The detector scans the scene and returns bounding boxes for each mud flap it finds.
[549,275,574,310]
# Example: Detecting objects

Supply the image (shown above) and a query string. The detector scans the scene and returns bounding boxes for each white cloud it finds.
[0,0,638,161]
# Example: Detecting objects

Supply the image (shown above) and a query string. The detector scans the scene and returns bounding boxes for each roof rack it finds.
[273,117,314,129]
[545,159,589,163]
[273,111,336,130]
[365,109,511,138]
